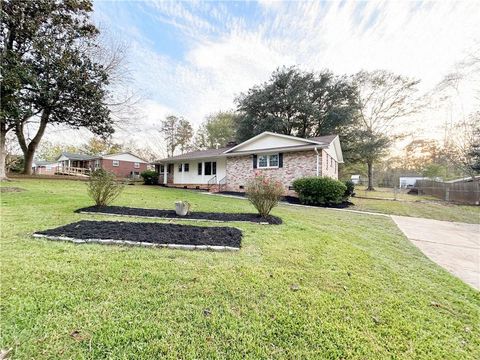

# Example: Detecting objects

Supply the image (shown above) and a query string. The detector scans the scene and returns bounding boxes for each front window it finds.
[112,160,119,167]
[178,164,183,172]
[184,163,189,172]
[204,161,216,176]
[258,154,279,168]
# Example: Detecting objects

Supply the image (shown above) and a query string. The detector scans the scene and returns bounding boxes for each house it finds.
[399,176,427,188]
[32,160,59,175]
[56,152,148,178]
[153,131,343,195]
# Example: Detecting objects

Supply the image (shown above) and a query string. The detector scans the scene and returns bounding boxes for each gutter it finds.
[314,146,320,176]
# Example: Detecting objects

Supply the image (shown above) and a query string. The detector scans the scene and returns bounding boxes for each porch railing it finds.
[56,166,91,177]
[207,175,217,189]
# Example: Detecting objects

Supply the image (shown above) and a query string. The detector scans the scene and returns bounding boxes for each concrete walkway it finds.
[391,216,480,290]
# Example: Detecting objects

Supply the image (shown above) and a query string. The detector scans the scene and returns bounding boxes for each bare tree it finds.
[349,70,421,190]
[444,112,480,179]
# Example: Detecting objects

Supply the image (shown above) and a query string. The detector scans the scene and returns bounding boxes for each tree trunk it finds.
[367,160,374,191]
[16,110,50,175]
[0,124,8,181]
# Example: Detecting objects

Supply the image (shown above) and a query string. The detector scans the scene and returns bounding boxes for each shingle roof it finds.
[33,160,58,166]
[308,135,337,144]
[59,152,95,161]
[155,147,234,163]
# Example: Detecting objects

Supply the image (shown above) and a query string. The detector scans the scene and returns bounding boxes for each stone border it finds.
[77,211,271,225]
[32,233,240,252]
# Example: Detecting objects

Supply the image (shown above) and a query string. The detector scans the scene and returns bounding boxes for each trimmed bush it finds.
[87,169,124,206]
[292,177,347,206]
[245,173,284,217]
[141,170,159,185]
[344,180,355,199]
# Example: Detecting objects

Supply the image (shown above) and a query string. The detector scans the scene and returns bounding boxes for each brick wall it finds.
[322,150,338,179]
[225,150,321,196]
[100,159,147,178]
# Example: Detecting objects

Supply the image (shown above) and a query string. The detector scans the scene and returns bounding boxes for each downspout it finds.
[314,146,320,177]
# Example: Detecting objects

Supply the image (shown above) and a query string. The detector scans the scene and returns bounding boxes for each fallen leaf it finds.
[0,348,12,360]
[203,308,212,316]
[290,284,300,291]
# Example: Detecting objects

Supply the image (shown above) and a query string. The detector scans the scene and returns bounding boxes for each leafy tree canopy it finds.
[235,66,358,142]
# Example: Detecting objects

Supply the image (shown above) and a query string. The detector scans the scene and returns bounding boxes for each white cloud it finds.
[90,0,479,149]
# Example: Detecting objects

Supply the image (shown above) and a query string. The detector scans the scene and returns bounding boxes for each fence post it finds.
[445,186,449,202]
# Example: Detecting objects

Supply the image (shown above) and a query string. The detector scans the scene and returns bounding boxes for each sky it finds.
[42,0,480,156]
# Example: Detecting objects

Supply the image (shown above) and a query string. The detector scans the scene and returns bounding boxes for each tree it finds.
[194,111,239,149]
[1,0,114,176]
[176,118,193,154]
[348,70,421,190]
[159,115,193,157]
[80,137,122,156]
[444,112,480,179]
[36,140,80,161]
[235,66,358,142]
[422,163,445,180]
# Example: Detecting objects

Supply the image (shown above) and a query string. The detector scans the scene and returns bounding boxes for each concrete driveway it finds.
[391,216,480,290]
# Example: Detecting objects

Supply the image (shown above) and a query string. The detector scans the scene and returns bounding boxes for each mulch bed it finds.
[76,206,282,225]
[218,191,353,209]
[34,220,242,250]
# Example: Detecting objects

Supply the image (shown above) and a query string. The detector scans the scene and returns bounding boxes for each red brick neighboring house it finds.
[56,152,148,178]
[91,153,148,178]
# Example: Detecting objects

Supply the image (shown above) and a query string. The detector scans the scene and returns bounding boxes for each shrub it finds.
[141,170,159,185]
[343,180,355,199]
[245,173,284,217]
[87,169,124,206]
[292,177,347,206]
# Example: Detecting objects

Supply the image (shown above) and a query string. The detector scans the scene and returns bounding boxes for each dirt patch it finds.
[76,206,282,224]
[218,191,353,209]
[0,187,26,193]
[35,220,242,248]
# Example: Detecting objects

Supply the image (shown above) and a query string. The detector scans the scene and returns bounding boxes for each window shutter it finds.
[252,155,257,169]
[278,153,283,168]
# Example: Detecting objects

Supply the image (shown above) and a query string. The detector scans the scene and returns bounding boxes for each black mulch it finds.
[35,220,242,248]
[76,206,282,224]
[219,191,353,209]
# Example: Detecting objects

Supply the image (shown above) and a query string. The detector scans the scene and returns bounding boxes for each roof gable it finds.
[101,152,148,163]
[225,132,322,154]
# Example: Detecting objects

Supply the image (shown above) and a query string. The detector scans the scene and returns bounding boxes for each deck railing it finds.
[56,166,91,177]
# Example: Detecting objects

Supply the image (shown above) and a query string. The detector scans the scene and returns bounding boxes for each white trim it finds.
[223,131,324,154]
[112,160,120,167]
[257,153,279,169]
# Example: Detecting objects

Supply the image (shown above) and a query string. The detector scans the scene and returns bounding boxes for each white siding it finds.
[171,158,226,184]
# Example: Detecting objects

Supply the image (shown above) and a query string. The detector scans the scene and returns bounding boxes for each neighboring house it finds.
[32,160,59,175]
[56,152,148,178]
[153,131,343,195]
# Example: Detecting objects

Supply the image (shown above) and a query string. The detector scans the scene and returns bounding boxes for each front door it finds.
[167,164,174,184]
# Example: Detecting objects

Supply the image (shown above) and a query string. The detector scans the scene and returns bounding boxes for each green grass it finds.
[350,197,479,223]
[354,185,436,201]
[1,179,479,359]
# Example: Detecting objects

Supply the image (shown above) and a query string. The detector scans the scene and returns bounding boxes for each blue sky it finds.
[85,0,479,154]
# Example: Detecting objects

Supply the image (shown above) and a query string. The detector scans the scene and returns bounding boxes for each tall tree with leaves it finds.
[195,111,239,149]
[176,118,193,154]
[1,0,114,176]
[235,66,358,142]
[160,115,193,157]
[347,70,421,190]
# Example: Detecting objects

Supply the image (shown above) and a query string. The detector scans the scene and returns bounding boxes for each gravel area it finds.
[76,206,282,224]
[35,220,242,248]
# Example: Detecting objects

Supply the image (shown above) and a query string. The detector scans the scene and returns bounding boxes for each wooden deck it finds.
[55,166,90,177]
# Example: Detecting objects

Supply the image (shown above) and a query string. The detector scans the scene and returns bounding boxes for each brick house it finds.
[153,132,343,195]
[56,152,148,178]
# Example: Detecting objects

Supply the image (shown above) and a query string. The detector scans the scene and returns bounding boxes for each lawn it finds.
[1,179,479,359]
[350,196,479,224]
